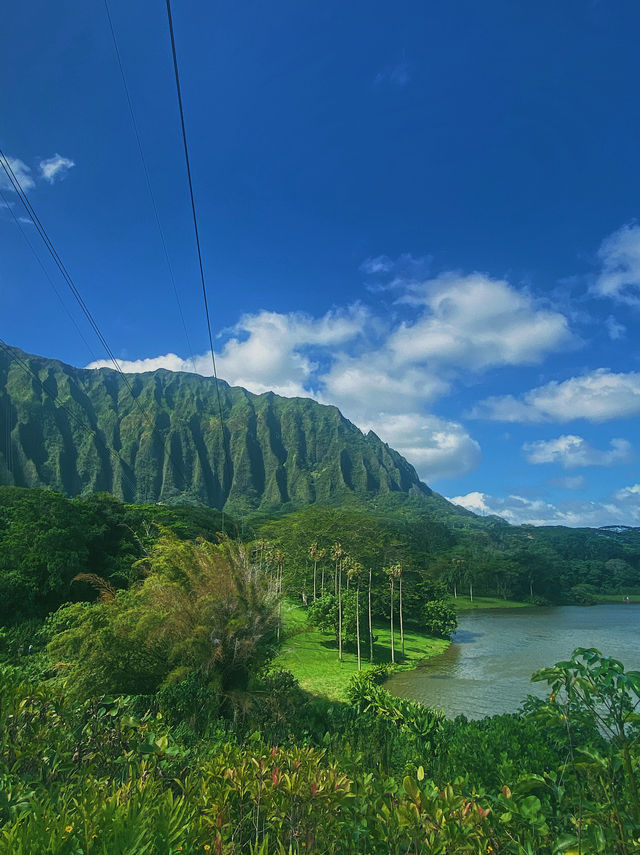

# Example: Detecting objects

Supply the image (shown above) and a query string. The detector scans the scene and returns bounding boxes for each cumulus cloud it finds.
[0,156,35,192]
[39,153,75,184]
[448,489,640,527]
[360,253,431,288]
[473,369,640,423]
[605,315,625,340]
[88,307,367,398]
[374,61,411,87]
[390,273,573,370]
[85,265,577,484]
[593,223,640,306]
[523,435,633,468]
[367,413,480,480]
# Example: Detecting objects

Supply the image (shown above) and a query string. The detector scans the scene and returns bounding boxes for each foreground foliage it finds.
[1,646,639,853]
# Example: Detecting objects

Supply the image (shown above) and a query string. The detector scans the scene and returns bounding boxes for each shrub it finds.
[423,599,457,638]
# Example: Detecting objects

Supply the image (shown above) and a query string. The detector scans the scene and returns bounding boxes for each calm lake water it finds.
[385,604,640,719]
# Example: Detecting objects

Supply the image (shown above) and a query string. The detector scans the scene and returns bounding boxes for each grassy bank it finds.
[594,594,640,604]
[275,602,449,701]
[451,595,531,611]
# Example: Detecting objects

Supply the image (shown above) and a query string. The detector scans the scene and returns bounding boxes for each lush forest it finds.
[1,486,640,851]
[2,486,639,629]
[0,345,443,512]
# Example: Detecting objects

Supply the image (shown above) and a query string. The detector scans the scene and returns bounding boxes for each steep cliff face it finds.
[0,345,433,512]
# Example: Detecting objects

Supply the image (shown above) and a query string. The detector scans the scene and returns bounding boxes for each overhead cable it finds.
[165,0,229,523]
[103,0,198,373]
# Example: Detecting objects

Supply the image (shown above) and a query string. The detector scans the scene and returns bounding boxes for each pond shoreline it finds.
[384,603,640,719]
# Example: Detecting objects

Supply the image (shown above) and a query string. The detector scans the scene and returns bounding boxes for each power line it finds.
[0,150,150,426]
[0,187,99,363]
[0,151,194,504]
[0,339,138,499]
[165,0,229,527]
[103,0,198,374]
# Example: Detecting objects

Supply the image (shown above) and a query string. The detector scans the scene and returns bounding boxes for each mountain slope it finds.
[0,344,454,514]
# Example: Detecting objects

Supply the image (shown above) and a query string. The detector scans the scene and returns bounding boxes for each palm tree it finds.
[450,557,465,599]
[384,565,395,664]
[274,548,285,639]
[348,560,364,670]
[368,566,374,662]
[308,542,326,601]
[331,543,346,661]
[317,547,326,595]
[397,563,405,657]
[330,542,344,596]
[309,541,320,601]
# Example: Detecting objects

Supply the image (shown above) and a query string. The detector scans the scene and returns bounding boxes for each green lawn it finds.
[275,602,449,701]
[595,594,640,604]
[451,595,531,611]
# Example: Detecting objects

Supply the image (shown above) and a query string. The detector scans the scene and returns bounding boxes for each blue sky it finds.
[2,0,640,526]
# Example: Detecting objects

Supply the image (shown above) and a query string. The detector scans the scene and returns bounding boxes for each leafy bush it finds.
[423,599,457,638]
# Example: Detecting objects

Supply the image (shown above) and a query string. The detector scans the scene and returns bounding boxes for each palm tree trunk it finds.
[321,565,325,596]
[277,564,282,641]
[390,577,395,664]
[368,567,373,663]
[338,562,343,662]
[469,578,473,602]
[313,559,317,601]
[356,577,361,671]
[399,575,404,657]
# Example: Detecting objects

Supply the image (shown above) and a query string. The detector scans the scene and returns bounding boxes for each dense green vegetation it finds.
[1,485,640,851]
[275,603,450,701]
[2,484,640,633]
[2,608,640,852]
[0,344,447,512]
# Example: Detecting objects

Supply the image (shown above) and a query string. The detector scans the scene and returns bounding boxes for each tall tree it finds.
[347,560,364,671]
[274,548,285,640]
[368,566,374,663]
[397,563,405,657]
[384,564,400,664]
[308,541,326,601]
[330,543,345,661]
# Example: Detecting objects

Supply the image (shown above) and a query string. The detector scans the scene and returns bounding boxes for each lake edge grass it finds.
[451,595,531,611]
[275,601,450,702]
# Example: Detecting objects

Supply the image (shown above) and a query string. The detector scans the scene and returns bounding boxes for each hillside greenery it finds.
[0,344,451,513]
[2,486,640,628]
[1,486,640,851]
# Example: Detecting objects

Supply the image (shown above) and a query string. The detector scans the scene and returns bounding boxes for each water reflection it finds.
[384,605,640,719]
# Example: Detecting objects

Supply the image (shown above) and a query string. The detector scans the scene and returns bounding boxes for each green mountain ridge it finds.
[0,343,463,516]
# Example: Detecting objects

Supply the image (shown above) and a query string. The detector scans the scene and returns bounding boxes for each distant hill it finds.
[0,344,466,516]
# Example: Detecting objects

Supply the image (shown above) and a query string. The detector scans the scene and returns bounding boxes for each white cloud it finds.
[85,266,577,484]
[87,352,192,375]
[88,307,367,399]
[448,489,640,527]
[605,315,625,340]
[523,435,633,468]
[358,413,481,481]
[0,156,35,192]
[374,61,410,87]
[549,475,587,490]
[390,273,573,370]
[360,253,431,288]
[39,153,75,184]
[593,223,640,306]
[473,369,640,423]
[360,255,394,275]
